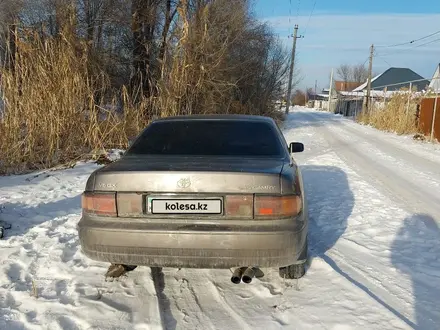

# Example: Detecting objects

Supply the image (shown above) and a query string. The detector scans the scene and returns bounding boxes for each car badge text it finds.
[98,182,116,189]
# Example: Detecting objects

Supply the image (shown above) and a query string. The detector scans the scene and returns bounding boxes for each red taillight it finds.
[225,194,302,219]
[82,192,117,216]
[254,195,302,218]
[225,195,253,218]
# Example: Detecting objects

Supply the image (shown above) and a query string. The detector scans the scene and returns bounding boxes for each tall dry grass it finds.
[0,1,287,175]
[0,31,147,174]
[356,90,422,135]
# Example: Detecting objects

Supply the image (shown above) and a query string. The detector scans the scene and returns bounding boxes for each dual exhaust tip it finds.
[231,267,263,284]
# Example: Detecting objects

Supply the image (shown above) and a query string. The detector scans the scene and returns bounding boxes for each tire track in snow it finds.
[157,269,217,330]
[336,116,440,167]
[311,246,416,329]
[300,111,440,222]
[313,237,440,330]
[205,278,254,330]
[125,269,164,330]
[160,268,289,330]
[305,196,417,328]
[327,119,440,191]
[292,109,440,329]
[288,110,422,328]
[168,269,254,330]
[208,270,292,329]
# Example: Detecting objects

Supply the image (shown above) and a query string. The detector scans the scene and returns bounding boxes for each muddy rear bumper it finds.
[77,215,308,268]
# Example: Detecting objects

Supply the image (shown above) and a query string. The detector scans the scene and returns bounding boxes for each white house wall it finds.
[429,65,440,92]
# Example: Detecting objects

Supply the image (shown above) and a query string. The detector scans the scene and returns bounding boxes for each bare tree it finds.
[352,63,369,83]
[337,64,351,82]
[336,62,371,84]
[0,0,295,173]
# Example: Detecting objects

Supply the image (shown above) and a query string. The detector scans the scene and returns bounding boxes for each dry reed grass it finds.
[0,31,147,174]
[356,90,422,135]
[0,8,284,174]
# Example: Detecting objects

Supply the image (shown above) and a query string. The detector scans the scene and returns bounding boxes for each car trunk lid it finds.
[92,156,286,194]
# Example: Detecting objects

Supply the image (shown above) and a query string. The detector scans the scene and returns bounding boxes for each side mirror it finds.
[289,142,304,153]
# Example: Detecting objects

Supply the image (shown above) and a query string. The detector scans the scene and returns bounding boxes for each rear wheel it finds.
[279,237,308,279]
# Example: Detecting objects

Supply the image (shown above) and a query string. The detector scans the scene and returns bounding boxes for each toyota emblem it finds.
[177,178,191,188]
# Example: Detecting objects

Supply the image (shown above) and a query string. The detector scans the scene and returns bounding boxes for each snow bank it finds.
[0,108,439,329]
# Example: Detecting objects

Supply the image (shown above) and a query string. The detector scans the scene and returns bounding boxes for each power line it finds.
[410,37,440,49]
[289,0,292,36]
[376,37,440,57]
[375,29,440,48]
[302,0,317,36]
[361,56,369,66]
[377,56,392,67]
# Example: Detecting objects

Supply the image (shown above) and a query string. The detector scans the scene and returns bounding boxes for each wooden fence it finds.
[419,97,440,141]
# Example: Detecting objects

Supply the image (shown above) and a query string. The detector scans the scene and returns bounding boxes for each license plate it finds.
[149,198,222,214]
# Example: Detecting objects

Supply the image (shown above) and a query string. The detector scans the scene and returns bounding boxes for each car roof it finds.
[152,114,275,123]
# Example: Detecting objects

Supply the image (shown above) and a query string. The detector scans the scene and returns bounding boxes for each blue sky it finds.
[254,0,440,91]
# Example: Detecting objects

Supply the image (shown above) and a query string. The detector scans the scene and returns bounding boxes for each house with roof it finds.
[335,67,430,117]
[428,63,440,92]
[353,67,430,93]
[335,81,362,92]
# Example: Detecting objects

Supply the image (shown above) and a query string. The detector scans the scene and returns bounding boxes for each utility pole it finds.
[328,68,334,112]
[315,80,317,95]
[364,44,374,112]
[285,24,303,114]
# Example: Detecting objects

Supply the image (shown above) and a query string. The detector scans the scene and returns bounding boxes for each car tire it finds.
[279,237,308,279]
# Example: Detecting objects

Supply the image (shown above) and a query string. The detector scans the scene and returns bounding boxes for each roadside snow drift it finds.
[1,107,440,330]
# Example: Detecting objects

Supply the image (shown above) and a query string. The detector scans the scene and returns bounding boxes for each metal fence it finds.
[420,96,440,142]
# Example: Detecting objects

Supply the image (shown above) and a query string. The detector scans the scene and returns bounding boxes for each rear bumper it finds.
[77,215,308,268]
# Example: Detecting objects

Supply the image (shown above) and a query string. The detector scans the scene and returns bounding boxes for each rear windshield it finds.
[126,120,285,157]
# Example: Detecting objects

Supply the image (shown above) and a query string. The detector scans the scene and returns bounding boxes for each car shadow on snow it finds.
[151,267,178,330]
[300,165,354,256]
[391,214,440,329]
[301,165,436,328]
[301,165,415,327]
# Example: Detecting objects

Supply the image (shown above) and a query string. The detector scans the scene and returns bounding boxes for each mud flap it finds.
[292,235,308,265]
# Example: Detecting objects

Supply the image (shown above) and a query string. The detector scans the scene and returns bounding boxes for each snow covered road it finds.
[1,107,440,329]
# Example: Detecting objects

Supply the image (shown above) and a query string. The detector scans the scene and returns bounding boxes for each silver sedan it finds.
[77,114,308,283]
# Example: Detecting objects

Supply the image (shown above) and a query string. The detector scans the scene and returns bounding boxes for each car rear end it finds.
[77,116,308,269]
